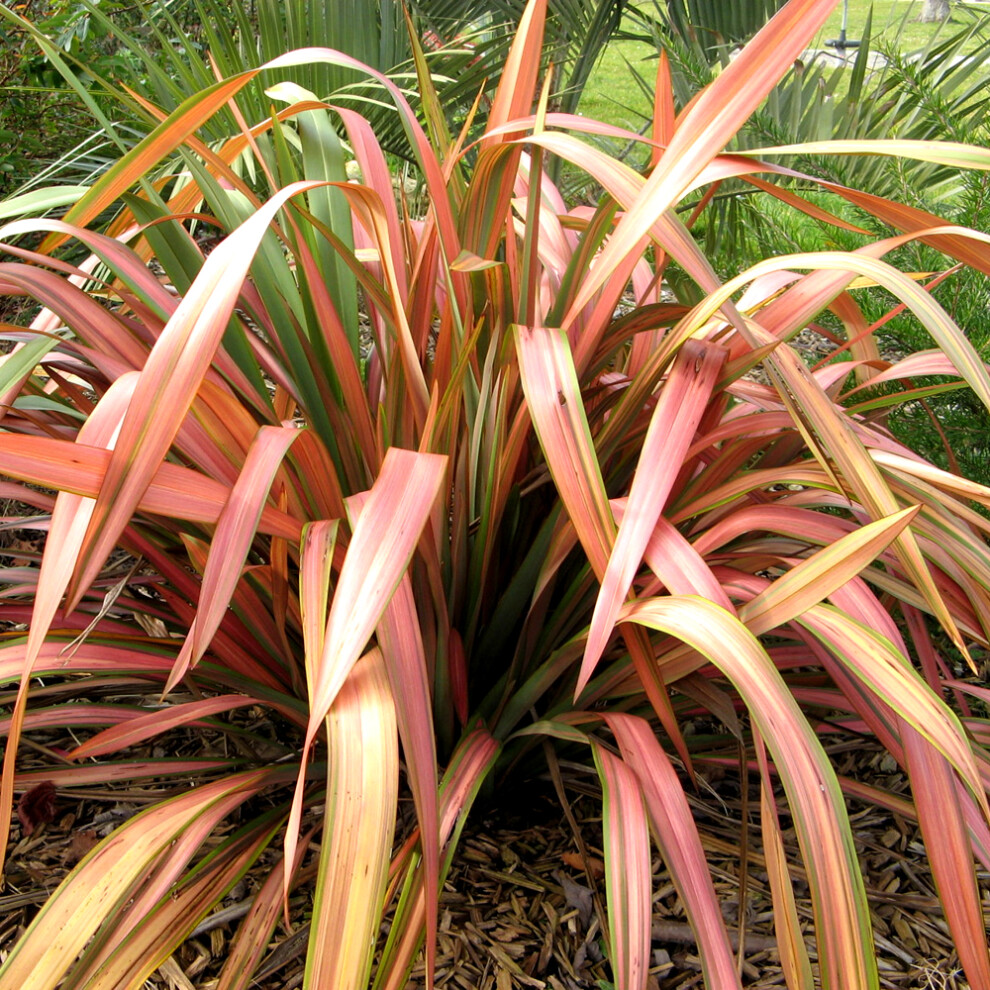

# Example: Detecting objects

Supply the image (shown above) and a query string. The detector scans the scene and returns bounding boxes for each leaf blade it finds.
[621,596,876,990]
[593,745,651,990]
[305,651,399,990]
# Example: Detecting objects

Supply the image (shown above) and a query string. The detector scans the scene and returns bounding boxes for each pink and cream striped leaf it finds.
[585,340,725,675]
[305,650,399,990]
[593,745,652,990]
[605,714,742,990]
[620,595,876,990]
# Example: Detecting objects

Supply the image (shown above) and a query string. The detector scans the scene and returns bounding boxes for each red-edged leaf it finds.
[0,705,146,736]
[163,424,300,693]
[772,322,966,656]
[872,448,990,509]
[66,181,332,613]
[605,714,741,990]
[72,817,278,989]
[345,484,442,983]
[0,640,174,681]
[0,263,147,370]
[737,506,920,634]
[585,341,724,675]
[1,218,179,316]
[311,448,446,727]
[800,605,986,810]
[514,324,689,763]
[67,695,262,760]
[14,760,231,787]
[328,181,429,425]
[0,435,301,539]
[447,627,469,727]
[285,449,445,906]
[593,745,651,990]
[68,802,273,983]
[20,375,137,664]
[335,106,408,298]
[652,51,675,159]
[610,501,733,609]
[483,0,547,147]
[902,726,990,988]
[515,324,613,575]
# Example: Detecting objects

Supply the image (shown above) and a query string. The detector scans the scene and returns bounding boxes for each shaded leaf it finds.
[17,781,57,837]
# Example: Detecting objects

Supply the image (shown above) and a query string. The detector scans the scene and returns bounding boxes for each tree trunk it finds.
[918,0,950,22]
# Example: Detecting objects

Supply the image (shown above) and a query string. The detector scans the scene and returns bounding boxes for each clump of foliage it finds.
[4,0,990,987]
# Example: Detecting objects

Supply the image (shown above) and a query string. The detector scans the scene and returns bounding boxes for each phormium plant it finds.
[3,0,990,987]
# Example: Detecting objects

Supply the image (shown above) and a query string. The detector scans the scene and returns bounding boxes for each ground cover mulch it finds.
[0,726,978,990]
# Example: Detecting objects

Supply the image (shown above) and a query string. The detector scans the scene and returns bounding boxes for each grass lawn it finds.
[577,36,656,129]
[819,0,990,49]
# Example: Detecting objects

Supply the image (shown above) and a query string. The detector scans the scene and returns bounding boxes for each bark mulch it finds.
[0,737,980,990]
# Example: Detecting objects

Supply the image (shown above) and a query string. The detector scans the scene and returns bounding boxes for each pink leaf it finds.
[593,745,652,990]
[584,341,724,679]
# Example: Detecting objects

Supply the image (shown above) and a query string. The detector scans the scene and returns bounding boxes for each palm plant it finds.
[663,0,788,54]
[4,0,990,987]
[1,0,625,192]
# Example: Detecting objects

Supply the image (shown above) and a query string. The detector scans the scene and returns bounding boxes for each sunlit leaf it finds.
[621,596,876,990]
[306,650,398,990]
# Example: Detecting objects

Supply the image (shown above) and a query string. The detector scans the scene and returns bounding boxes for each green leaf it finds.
[0,187,89,220]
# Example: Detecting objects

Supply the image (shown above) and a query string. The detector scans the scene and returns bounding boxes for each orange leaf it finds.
[561,850,605,879]
[163,424,301,692]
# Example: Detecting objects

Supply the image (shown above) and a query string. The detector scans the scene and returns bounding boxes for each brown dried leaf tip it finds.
[561,850,605,880]
[66,829,99,865]
[17,781,57,836]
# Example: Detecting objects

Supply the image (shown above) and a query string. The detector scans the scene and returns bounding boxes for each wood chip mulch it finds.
[395,758,976,990]
[0,733,982,990]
